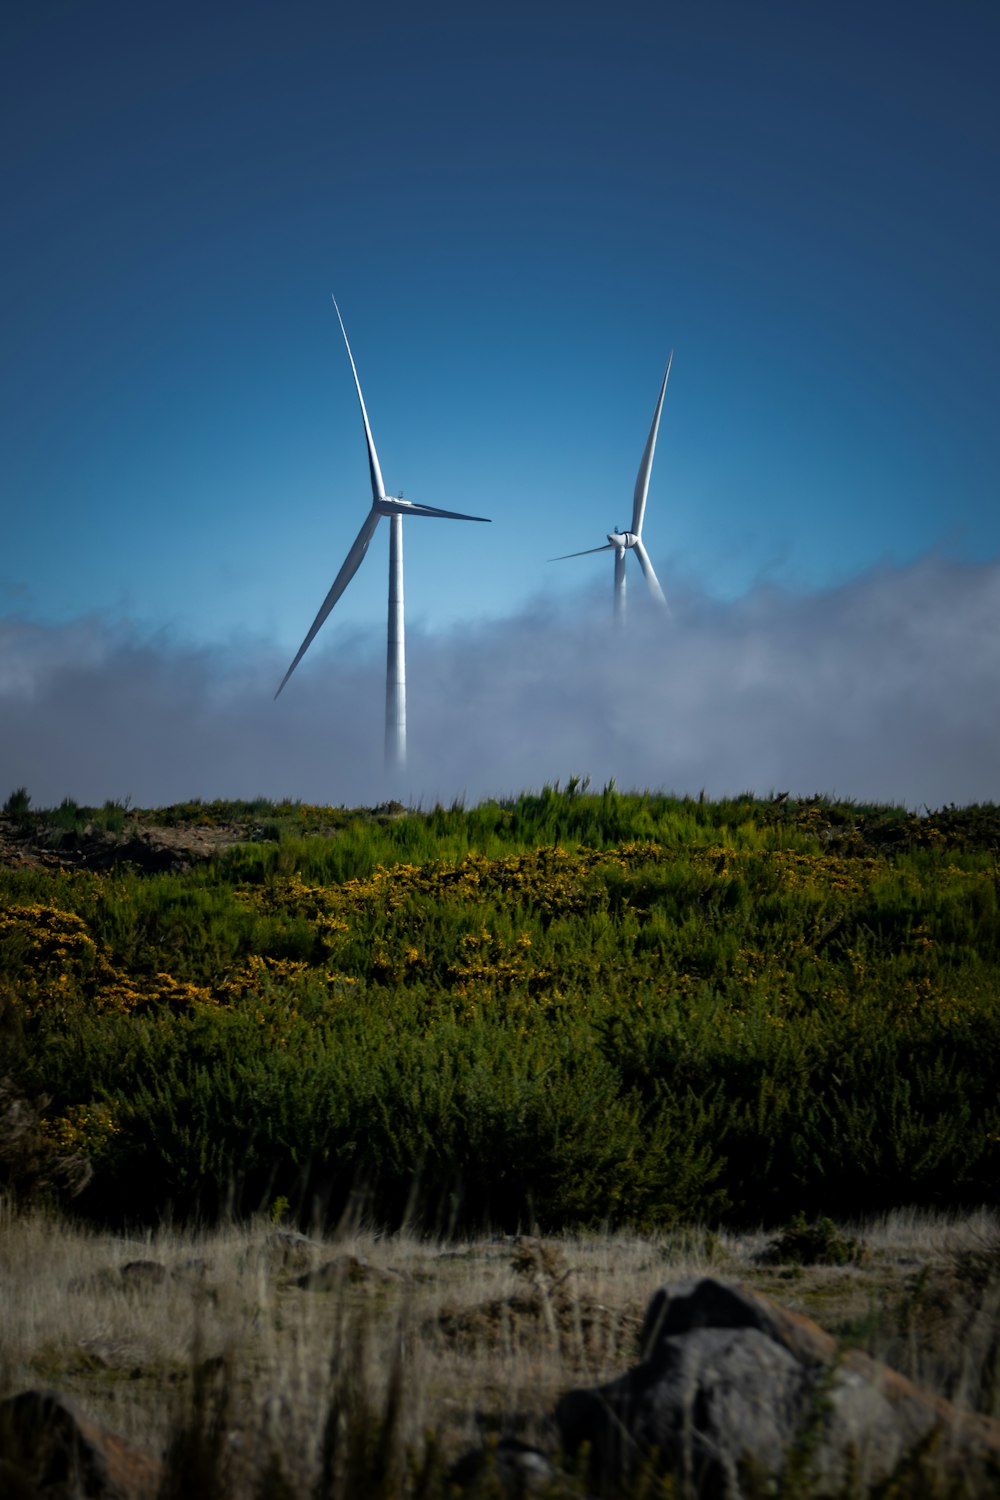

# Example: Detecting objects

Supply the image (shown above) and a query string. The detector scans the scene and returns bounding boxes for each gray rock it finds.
[70,1259,214,1300]
[119,1260,168,1290]
[555,1277,1000,1497]
[241,1229,325,1276]
[449,1437,554,1496]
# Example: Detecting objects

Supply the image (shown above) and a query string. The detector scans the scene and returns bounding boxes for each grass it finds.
[1,1205,998,1496]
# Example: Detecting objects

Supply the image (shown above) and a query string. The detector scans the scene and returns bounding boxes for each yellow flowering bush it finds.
[2,789,998,1232]
[41,1101,120,1159]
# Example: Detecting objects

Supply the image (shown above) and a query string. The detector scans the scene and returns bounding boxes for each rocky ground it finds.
[0,814,257,874]
[1,1211,998,1495]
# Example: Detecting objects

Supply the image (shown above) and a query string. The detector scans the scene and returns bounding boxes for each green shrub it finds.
[2,789,999,1233]
[3,786,30,821]
[761,1212,865,1266]
[50,796,85,832]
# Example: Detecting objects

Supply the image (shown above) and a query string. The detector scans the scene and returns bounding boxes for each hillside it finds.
[1,786,998,1233]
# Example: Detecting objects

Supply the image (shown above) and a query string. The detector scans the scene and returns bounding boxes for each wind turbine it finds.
[554,351,673,621]
[275,298,491,770]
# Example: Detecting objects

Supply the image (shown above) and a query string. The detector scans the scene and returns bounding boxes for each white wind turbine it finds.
[275,298,491,770]
[554,352,673,621]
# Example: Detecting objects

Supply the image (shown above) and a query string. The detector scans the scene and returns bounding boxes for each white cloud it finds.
[1,554,998,810]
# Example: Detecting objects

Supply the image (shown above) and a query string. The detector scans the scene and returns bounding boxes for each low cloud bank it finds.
[1,555,998,810]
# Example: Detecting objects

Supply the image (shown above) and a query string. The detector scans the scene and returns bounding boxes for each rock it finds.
[293,1254,405,1290]
[68,1262,166,1297]
[0,1456,44,1500]
[555,1277,1000,1497]
[119,1260,168,1290]
[449,1437,554,1495]
[70,1259,213,1300]
[241,1229,324,1276]
[0,1389,162,1499]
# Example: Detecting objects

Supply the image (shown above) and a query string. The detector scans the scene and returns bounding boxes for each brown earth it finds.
[0,816,254,874]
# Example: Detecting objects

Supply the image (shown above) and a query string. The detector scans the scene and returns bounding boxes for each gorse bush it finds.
[1,788,998,1231]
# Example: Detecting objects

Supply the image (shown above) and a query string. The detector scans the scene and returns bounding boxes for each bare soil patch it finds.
[0,815,253,873]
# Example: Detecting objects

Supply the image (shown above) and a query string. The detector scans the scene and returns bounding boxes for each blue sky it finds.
[1,0,998,805]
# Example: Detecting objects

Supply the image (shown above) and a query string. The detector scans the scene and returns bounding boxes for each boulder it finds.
[119,1260,168,1290]
[555,1278,1000,1497]
[449,1436,554,1495]
[240,1228,324,1276]
[0,1390,161,1499]
[293,1253,405,1290]
[70,1259,213,1301]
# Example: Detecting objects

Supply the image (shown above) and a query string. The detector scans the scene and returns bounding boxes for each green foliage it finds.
[1,787,999,1232]
[50,796,85,832]
[93,796,131,833]
[0,1066,93,1206]
[761,1213,865,1266]
[3,786,30,820]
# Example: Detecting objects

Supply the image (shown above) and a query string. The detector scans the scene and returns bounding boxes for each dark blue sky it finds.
[4,0,997,640]
[1,1,998,805]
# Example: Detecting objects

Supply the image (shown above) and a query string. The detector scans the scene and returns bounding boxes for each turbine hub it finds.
[607,530,639,549]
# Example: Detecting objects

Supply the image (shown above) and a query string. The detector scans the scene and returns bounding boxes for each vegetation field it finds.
[2,1207,999,1498]
[1,784,999,1234]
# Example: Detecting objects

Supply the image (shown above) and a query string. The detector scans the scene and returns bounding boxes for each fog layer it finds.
[1,555,997,810]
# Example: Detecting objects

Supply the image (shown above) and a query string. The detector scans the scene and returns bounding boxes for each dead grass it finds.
[1,1203,998,1491]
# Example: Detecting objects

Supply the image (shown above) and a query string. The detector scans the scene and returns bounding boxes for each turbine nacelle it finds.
[607,530,639,551]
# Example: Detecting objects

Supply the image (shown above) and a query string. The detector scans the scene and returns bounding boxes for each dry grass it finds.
[1,1204,998,1493]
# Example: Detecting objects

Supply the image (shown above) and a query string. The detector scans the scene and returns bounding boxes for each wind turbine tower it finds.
[555,352,673,621]
[275,298,491,770]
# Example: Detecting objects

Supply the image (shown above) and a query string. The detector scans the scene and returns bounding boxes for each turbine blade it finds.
[549,543,616,561]
[632,536,668,607]
[274,509,382,698]
[378,500,491,522]
[631,350,673,537]
[332,296,386,502]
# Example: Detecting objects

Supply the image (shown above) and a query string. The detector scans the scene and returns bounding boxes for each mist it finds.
[1,554,997,811]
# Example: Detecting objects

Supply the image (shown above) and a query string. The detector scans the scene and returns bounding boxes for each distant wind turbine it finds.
[553,352,673,621]
[275,297,491,770]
